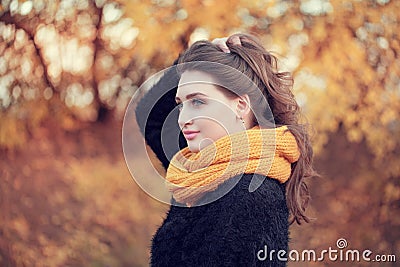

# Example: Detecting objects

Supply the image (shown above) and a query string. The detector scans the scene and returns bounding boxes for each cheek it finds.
[199,118,228,141]
[202,104,236,125]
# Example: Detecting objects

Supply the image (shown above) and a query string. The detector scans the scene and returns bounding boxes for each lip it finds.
[182,130,199,141]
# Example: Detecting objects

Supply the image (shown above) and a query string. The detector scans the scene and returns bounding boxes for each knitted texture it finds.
[151,174,289,266]
[166,125,299,206]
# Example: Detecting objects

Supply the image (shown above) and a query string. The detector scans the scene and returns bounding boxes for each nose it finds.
[177,104,193,128]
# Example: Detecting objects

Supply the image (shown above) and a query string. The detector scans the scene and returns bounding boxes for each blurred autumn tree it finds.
[0,0,150,148]
[0,0,399,266]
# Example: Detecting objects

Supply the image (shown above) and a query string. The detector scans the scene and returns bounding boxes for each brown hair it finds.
[177,33,318,225]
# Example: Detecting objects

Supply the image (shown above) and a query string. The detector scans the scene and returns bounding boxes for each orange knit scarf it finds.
[165,126,300,207]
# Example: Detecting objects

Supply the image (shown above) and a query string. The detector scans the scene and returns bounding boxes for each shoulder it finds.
[151,174,289,266]
[198,173,287,210]
[198,174,289,248]
[192,174,289,244]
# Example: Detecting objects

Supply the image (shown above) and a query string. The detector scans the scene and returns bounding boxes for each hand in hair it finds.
[211,35,241,53]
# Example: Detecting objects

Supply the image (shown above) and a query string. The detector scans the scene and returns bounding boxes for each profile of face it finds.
[175,70,251,152]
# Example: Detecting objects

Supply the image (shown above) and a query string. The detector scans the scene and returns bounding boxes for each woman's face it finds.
[176,70,243,152]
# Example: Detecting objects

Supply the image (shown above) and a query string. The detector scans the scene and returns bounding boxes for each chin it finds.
[188,143,200,153]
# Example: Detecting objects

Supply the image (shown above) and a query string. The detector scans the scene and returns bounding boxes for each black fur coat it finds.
[135,63,289,266]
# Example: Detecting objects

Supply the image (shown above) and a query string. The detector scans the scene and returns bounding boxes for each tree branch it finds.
[0,11,56,93]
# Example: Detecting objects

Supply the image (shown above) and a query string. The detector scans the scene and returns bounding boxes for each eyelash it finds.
[176,98,205,111]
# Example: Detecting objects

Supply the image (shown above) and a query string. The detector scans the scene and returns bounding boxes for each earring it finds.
[240,117,245,124]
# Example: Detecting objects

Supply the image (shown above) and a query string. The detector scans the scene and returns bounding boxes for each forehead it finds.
[177,70,227,98]
[178,70,217,86]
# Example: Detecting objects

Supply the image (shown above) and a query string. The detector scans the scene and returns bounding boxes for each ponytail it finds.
[226,33,318,224]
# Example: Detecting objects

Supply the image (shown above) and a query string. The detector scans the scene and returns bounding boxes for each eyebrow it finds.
[175,92,208,102]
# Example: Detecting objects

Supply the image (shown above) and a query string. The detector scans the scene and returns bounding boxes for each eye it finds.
[191,98,205,107]
[176,98,205,112]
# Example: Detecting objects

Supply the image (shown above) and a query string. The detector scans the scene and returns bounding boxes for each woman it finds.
[135,33,317,266]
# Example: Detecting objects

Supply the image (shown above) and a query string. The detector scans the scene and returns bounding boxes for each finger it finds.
[212,37,230,53]
[228,35,241,46]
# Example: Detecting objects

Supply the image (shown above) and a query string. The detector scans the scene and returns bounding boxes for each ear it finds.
[236,94,251,117]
